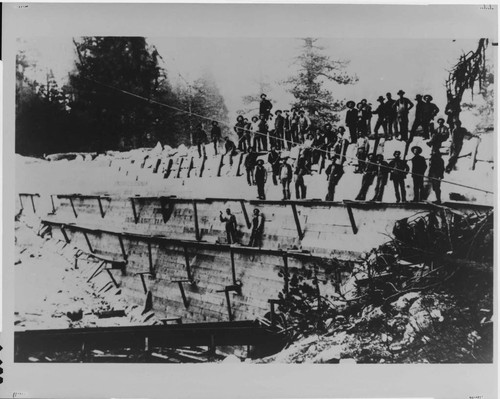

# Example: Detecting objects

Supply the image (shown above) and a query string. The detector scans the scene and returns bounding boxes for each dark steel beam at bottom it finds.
[14,321,285,362]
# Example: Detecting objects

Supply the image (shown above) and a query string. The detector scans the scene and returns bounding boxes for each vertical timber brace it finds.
[177,281,189,308]
[239,200,251,229]
[96,197,106,218]
[130,198,139,224]
[68,197,78,218]
[230,248,237,285]
[50,195,56,214]
[60,225,71,244]
[19,194,24,211]
[82,231,93,253]
[217,285,242,322]
[183,245,193,281]
[176,157,184,178]
[192,200,201,241]
[147,241,155,277]
[117,234,128,261]
[282,254,289,294]
[30,195,37,214]
[290,203,304,240]
[345,204,358,234]
[106,269,119,288]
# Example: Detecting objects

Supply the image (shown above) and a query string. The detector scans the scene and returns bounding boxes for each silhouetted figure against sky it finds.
[388,150,409,203]
[249,208,265,247]
[394,89,414,141]
[345,100,358,143]
[259,93,273,121]
[410,146,427,202]
[385,92,397,139]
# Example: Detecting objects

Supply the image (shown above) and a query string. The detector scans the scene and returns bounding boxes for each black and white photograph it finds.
[1,3,498,399]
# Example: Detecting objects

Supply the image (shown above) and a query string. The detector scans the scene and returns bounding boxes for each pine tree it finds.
[285,38,357,128]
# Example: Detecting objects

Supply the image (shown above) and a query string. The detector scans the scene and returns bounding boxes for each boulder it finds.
[222,354,242,363]
[312,345,344,363]
[391,292,421,312]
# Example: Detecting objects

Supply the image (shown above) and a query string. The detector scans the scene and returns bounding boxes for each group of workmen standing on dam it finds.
[193,90,476,205]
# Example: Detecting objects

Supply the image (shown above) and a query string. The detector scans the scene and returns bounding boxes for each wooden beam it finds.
[239,200,251,229]
[130,198,139,224]
[82,231,93,253]
[225,290,233,321]
[176,157,184,179]
[97,198,105,218]
[50,195,56,214]
[290,203,304,240]
[345,204,358,234]
[183,245,193,281]
[18,194,24,211]
[230,248,237,285]
[147,242,154,276]
[60,225,71,244]
[192,200,201,241]
[69,197,78,218]
[118,234,128,261]
[282,254,289,294]
[177,281,189,308]
[30,195,37,214]
[106,269,119,288]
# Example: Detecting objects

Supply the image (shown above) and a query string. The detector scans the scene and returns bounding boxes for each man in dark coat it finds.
[249,209,265,247]
[224,137,237,166]
[371,154,390,201]
[325,155,344,201]
[409,94,425,141]
[345,101,358,143]
[211,121,222,155]
[410,146,427,202]
[294,154,309,199]
[445,120,475,173]
[254,159,267,200]
[234,115,247,152]
[255,115,269,152]
[372,96,387,138]
[259,94,273,121]
[244,147,257,186]
[194,123,207,158]
[268,146,281,185]
[445,89,461,132]
[220,208,238,244]
[385,92,398,139]
[421,95,440,139]
[428,151,445,204]
[355,154,377,201]
[388,150,409,203]
[279,156,293,200]
[427,118,450,154]
[274,110,285,150]
[283,110,293,150]
[394,89,414,141]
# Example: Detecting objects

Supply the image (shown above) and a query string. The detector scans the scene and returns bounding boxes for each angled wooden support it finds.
[30,195,37,214]
[130,198,139,224]
[282,254,289,294]
[176,157,184,178]
[98,281,114,294]
[216,284,242,322]
[68,197,78,218]
[50,195,57,214]
[82,231,93,253]
[217,155,224,177]
[87,261,106,283]
[106,269,119,288]
[345,204,358,234]
[199,156,206,178]
[290,203,304,240]
[18,194,24,211]
[135,272,154,294]
[239,200,251,229]
[96,197,111,219]
[147,241,155,277]
[117,234,128,261]
[192,200,201,241]
[159,196,176,223]
[268,299,281,327]
[187,157,194,178]
[172,280,190,309]
[153,158,162,174]
[183,245,193,282]
[60,225,71,244]
[229,248,237,285]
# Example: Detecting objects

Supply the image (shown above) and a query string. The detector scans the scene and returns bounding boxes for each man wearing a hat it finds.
[294,154,310,199]
[427,117,449,153]
[259,94,273,121]
[410,94,425,141]
[428,151,445,204]
[394,90,414,141]
[384,93,398,139]
[421,95,440,139]
[388,150,409,203]
[372,96,387,138]
[359,99,373,136]
[345,101,358,143]
[234,115,247,152]
[283,110,293,150]
[297,110,311,144]
[274,110,285,150]
[254,159,268,200]
[268,146,281,185]
[410,146,427,202]
[279,156,293,200]
[210,120,222,155]
[445,120,476,173]
[325,154,345,201]
[444,89,461,131]
[371,154,390,202]
[194,122,207,158]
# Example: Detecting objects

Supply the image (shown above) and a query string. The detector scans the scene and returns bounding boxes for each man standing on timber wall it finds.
[388,150,409,203]
[394,89,414,141]
[268,146,281,185]
[428,151,445,204]
[244,147,257,186]
[260,93,273,121]
[220,208,238,244]
[279,156,293,200]
[254,159,268,200]
[249,209,265,247]
[211,121,222,155]
[410,145,427,202]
